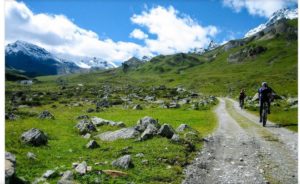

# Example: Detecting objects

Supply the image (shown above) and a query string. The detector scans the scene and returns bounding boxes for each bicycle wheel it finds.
[262,103,267,127]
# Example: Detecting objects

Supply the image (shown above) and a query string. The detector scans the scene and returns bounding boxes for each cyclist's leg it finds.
[267,100,271,114]
[259,100,263,122]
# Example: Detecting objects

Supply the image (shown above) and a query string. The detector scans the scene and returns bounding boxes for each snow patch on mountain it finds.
[245,8,298,38]
[6,40,60,62]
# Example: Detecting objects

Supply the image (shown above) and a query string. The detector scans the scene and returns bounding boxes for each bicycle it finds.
[261,101,269,127]
[239,99,244,109]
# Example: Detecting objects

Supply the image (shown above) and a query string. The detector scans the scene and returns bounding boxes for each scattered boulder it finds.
[141,160,149,165]
[91,117,125,127]
[116,122,126,127]
[176,124,190,132]
[144,96,156,101]
[176,87,186,93]
[32,177,46,184]
[75,120,96,135]
[75,161,87,175]
[86,108,95,113]
[5,152,16,184]
[136,116,159,132]
[20,128,48,146]
[169,102,180,109]
[83,133,91,139]
[133,104,143,110]
[112,155,133,169]
[179,98,190,105]
[86,140,100,149]
[95,128,140,141]
[42,170,57,179]
[135,153,144,158]
[140,124,158,141]
[290,104,298,109]
[157,124,175,139]
[38,110,54,119]
[57,170,73,184]
[96,100,110,108]
[171,134,180,142]
[91,117,109,126]
[5,112,18,121]
[27,152,37,160]
[287,97,298,106]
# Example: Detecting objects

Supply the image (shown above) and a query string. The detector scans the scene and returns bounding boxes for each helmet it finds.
[262,82,268,87]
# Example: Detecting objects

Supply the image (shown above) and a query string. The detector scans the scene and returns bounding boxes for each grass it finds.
[6,103,217,183]
[5,19,297,183]
[245,103,298,132]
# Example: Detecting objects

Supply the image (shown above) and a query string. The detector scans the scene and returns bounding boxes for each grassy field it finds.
[6,102,217,183]
[246,105,298,132]
[5,19,297,183]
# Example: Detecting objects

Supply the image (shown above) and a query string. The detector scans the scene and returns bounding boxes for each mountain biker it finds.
[239,89,246,108]
[258,82,273,122]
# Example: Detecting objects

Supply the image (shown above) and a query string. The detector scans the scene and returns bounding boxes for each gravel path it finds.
[183,98,298,184]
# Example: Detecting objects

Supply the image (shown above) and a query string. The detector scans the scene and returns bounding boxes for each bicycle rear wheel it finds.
[262,103,268,127]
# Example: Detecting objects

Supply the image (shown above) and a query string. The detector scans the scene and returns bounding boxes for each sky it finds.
[5,0,298,65]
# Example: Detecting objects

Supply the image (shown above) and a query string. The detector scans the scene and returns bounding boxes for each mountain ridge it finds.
[245,8,298,37]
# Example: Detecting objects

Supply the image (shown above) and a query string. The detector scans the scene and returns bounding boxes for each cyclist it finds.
[258,82,273,122]
[239,89,246,109]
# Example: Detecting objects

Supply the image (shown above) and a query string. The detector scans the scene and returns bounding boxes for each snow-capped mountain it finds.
[5,40,118,76]
[6,40,60,61]
[245,8,298,38]
[55,53,117,69]
[77,57,117,69]
[5,40,82,76]
[190,40,219,55]
[206,40,219,51]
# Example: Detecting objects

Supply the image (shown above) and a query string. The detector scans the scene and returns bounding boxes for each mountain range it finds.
[5,8,297,79]
[245,8,298,37]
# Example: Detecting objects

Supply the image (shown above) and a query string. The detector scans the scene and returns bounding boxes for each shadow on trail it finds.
[263,124,281,128]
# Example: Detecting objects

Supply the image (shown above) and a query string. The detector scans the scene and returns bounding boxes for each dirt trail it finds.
[183,98,298,184]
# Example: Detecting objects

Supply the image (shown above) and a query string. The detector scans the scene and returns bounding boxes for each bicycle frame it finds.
[262,101,268,127]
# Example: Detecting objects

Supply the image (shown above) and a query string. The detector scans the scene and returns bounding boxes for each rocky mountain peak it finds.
[245,8,298,38]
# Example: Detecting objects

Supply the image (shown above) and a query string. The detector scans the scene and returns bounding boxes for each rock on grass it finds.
[157,124,175,138]
[75,161,87,175]
[86,140,100,149]
[136,116,159,132]
[112,155,133,169]
[5,152,16,184]
[38,110,54,119]
[20,128,48,146]
[95,127,139,141]
[75,120,96,135]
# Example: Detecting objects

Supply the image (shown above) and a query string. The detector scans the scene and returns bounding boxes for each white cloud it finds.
[130,29,148,39]
[5,1,151,63]
[223,0,298,17]
[131,6,218,55]
[5,1,219,64]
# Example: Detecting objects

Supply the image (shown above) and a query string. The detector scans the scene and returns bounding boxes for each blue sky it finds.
[5,0,298,64]
[22,0,266,43]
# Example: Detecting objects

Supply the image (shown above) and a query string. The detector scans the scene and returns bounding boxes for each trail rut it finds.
[183,98,298,184]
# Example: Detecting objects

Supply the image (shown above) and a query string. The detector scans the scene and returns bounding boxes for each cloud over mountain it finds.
[223,0,297,18]
[5,1,218,64]
[131,6,218,55]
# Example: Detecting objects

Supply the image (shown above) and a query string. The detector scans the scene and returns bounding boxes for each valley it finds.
[5,9,298,184]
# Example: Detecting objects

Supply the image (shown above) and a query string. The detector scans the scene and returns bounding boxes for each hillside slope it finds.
[54,19,297,98]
